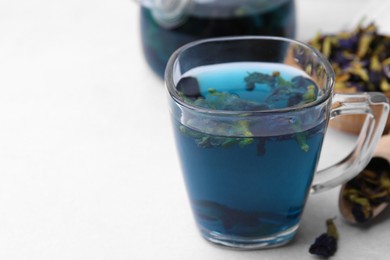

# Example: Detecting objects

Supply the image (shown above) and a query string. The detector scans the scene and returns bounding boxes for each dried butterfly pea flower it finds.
[309,22,390,95]
[342,158,390,223]
[309,219,339,258]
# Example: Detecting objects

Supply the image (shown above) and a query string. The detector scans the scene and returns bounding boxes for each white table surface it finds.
[1,0,390,259]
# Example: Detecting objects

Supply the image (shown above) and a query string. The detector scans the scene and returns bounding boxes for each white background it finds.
[0,0,390,259]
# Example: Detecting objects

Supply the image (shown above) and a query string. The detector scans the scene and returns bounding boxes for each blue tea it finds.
[171,62,327,245]
[140,0,296,77]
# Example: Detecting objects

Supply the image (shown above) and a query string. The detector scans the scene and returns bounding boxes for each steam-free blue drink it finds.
[171,62,327,244]
[140,1,296,77]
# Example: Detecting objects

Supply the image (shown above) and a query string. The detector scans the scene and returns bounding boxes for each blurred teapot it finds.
[135,0,296,77]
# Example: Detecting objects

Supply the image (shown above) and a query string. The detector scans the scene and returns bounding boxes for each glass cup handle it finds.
[311,92,389,194]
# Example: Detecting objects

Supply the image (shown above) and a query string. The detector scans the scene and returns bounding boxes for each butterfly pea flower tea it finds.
[165,37,389,249]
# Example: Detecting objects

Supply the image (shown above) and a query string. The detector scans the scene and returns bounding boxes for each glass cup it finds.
[165,36,389,249]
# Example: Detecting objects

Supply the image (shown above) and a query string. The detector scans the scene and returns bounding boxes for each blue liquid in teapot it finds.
[140,0,296,78]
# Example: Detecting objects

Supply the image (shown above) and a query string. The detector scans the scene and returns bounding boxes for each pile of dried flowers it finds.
[342,157,390,223]
[309,22,390,93]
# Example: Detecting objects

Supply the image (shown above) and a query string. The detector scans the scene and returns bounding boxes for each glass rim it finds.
[165,36,335,116]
